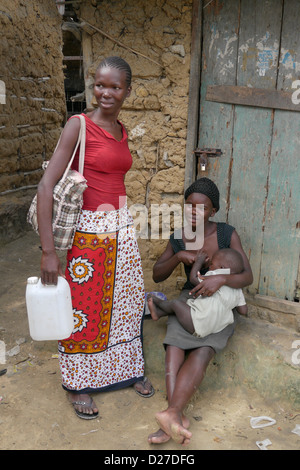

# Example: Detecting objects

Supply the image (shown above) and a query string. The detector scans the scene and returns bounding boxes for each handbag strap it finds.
[61,114,86,180]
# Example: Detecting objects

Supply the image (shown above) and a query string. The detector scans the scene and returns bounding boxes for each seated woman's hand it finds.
[189,274,225,298]
[177,250,196,266]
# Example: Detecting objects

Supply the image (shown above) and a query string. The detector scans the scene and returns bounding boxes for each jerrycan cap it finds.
[27,276,39,284]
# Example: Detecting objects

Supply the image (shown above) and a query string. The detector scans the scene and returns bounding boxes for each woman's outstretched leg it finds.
[148,345,186,445]
[153,346,214,445]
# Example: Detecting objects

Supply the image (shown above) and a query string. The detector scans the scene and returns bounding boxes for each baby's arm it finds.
[189,250,209,286]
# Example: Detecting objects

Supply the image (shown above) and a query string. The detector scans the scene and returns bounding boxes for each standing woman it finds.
[37,57,153,419]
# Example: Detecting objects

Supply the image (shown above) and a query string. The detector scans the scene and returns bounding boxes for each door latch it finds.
[194,148,222,172]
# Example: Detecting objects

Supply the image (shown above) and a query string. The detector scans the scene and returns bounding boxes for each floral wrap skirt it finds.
[58,205,145,393]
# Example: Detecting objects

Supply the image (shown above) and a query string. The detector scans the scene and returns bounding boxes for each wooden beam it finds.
[246,294,300,316]
[206,85,300,112]
[79,18,162,67]
[184,0,203,191]
[81,30,93,109]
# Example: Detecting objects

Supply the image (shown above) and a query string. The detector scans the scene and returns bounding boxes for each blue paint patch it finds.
[258,50,274,70]
[282,51,296,69]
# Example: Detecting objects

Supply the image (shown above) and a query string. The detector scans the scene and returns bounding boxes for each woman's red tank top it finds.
[70,114,132,211]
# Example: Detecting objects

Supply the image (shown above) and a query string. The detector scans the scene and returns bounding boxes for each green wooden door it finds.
[196,0,300,301]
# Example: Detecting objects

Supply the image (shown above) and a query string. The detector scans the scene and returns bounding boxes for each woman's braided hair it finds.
[97,56,132,88]
[184,177,220,212]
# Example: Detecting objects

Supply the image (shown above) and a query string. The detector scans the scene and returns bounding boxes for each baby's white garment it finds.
[187,268,246,338]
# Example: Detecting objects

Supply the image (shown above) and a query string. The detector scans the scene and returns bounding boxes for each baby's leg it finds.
[148,295,195,334]
[147,295,175,320]
[170,299,195,334]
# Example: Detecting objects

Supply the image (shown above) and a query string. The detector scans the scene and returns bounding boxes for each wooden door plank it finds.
[259,0,300,300]
[197,0,240,223]
[185,0,203,190]
[206,84,300,112]
[259,111,300,300]
[227,0,283,295]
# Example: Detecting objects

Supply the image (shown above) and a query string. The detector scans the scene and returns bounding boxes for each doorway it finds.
[187,0,300,301]
[62,5,86,120]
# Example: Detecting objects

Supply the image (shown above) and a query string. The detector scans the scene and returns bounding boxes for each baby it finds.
[148,248,247,338]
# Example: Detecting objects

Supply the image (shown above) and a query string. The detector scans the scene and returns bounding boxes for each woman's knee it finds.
[190,346,215,371]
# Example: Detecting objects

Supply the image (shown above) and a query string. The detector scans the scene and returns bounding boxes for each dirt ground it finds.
[0,232,299,452]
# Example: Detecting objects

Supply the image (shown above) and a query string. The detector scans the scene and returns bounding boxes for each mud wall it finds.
[0,1,66,240]
[77,0,193,293]
[0,0,193,296]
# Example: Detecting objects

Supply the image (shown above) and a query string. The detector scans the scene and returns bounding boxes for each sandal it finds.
[71,396,99,420]
[134,377,155,398]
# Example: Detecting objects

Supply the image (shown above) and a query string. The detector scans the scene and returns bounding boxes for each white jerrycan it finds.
[26,276,74,341]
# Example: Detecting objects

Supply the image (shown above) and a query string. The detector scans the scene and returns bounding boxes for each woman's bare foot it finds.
[170,422,191,446]
[69,392,99,419]
[148,428,171,445]
[155,408,192,445]
[148,415,190,445]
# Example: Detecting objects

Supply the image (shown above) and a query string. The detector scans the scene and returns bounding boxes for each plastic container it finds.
[26,276,74,341]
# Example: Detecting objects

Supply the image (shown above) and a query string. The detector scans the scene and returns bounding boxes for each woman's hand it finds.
[177,250,196,266]
[41,251,64,285]
[189,274,226,298]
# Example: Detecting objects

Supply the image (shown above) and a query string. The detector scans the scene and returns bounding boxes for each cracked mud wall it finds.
[0,0,66,242]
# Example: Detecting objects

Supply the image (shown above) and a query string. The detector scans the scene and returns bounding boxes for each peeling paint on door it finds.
[195,0,300,301]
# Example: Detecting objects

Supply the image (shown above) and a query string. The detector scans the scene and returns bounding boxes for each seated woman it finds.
[148,177,253,445]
